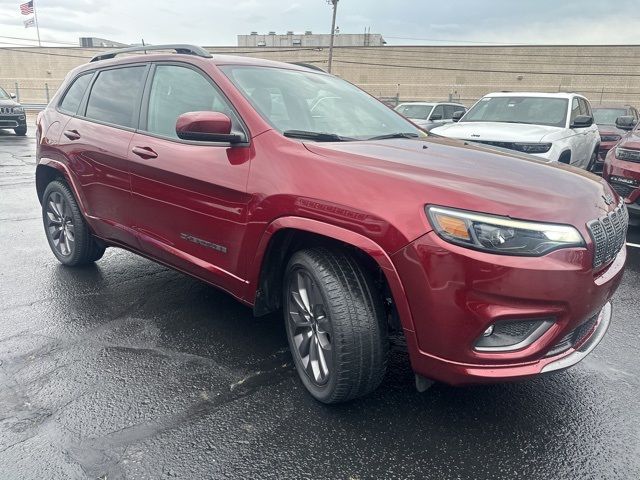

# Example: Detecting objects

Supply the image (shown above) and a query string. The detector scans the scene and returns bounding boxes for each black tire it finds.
[42,179,106,266]
[558,151,571,164]
[14,126,27,136]
[283,248,388,404]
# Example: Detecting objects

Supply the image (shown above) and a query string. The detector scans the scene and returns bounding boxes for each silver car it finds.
[395,102,467,131]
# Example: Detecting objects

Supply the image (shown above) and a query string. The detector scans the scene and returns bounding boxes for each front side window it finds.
[431,105,444,120]
[59,73,93,114]
[0,87,10,100]
[396,104,433,120]
[146,65,238,139]
[85,66,146,128]
[570,98,581,124]
[592,108,627,125]
[221,65,421,140]
[443,105,462,119]
[463,96,568,128]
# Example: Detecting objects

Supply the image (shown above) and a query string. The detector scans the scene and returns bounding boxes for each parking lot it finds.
[1,128,639,479]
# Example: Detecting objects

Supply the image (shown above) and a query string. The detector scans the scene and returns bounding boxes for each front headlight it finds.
[426,206,585,256]
[512,143,552,154]
[12,106,24,114]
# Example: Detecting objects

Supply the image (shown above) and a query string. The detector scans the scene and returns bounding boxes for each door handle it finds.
[131,146,158,159]
[63,129,81,140]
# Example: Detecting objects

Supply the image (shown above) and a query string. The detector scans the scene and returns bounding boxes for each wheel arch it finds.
[249,217,415,333]
[558,149,572,164]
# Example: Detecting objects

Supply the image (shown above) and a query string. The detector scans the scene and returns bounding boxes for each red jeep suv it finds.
[603,115,640,219]
[36,45,627,403]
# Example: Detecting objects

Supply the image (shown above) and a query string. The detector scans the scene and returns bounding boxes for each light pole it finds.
[327,0,339,73]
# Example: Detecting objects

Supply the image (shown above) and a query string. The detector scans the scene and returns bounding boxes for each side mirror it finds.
[10,93,16,99]
[175,111,243,143]
[430,113,443,121]
[615,115,637,131]
[452,110,465,122]
[570,115,593,128]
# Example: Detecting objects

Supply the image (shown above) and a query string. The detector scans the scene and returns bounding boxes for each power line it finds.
[309,58,640,77]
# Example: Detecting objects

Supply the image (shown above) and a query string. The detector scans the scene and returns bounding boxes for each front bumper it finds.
[603,150,640,209]
[0,114,27,129]
[392,231,625,385]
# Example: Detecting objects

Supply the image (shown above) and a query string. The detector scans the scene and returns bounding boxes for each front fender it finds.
[248,216,416,333]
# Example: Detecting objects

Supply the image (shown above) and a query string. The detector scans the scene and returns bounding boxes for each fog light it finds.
[482,325,494,337]
[474,318,555,352]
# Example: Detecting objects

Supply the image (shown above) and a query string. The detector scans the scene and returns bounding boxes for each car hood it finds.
[597,124,625,136]
[302,137,617,230]
[408,118,430,126]
[431,121,561,142]
[618,131,640,151]
[0,99,19,107]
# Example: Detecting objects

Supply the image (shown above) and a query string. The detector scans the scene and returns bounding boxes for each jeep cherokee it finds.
[35,45,626,403]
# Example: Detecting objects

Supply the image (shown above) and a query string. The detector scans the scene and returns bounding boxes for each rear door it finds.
[56,64,148,245]
[127,62,252,294]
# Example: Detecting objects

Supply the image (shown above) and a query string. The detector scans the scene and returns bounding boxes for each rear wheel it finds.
[42,180,105,266]
[14,126,26,136]
[284,248,388,404]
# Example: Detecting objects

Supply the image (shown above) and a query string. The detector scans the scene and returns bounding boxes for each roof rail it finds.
[288,62,326,72]
[90,44,212,63]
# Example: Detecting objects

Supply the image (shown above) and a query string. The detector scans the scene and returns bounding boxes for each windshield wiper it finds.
[367,132,420,140]
[283,130,354,142]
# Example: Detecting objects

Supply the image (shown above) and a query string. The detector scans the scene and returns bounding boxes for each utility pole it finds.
[33,0,42,47]
[327,0,339,73]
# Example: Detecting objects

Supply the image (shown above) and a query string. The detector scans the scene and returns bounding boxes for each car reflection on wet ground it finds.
[1,129,639,479]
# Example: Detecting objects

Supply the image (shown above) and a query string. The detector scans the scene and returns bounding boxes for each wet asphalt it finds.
[1,127,639,480]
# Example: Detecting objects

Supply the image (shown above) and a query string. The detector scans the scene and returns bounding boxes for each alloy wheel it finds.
[287,269,333,386]
[45,191,75,256]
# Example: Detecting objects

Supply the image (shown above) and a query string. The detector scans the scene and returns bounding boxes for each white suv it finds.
[395,102,467,131]
[431,92,600,170]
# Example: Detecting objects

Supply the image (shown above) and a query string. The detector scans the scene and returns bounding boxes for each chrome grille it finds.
[587,201,628,268]
[610,182,635,199]
[0,107,12,114]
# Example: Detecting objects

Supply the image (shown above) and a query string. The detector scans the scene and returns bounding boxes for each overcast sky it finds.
[1,0,640,47]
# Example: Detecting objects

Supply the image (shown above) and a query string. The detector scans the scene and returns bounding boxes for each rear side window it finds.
[85,66,146,128]
[59,73,93,114]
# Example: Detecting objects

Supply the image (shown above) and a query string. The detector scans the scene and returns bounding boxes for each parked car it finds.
[0,86,27,136]
[432,92,600,169]
[592,104,639,173]
[603,115,640,219]
[36,45,625,403]
[394,102,467,131]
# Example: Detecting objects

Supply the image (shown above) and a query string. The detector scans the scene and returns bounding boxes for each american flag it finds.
[23,17,35,28]
[20,1,34,15]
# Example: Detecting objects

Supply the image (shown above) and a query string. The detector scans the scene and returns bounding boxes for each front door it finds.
[127,63,253,294]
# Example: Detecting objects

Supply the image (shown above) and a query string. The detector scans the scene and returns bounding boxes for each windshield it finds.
[220,65,421,140]
[462,96,568,128]
[0,87,10,100]
[593,108,627,125]
[396,104,433,120]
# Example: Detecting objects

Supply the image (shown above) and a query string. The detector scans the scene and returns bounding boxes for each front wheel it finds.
[42,180,106,266]
[284,248,388,404]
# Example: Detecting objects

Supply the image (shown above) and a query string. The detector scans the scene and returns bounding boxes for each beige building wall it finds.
[1,44,639,106]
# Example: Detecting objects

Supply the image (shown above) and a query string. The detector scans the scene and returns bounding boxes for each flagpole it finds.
[32,0,41,47]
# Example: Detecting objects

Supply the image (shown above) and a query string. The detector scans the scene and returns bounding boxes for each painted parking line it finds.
[627,242,640,249]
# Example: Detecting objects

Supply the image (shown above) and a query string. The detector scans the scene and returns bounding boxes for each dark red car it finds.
[603,115,640,219]
[592,104,639,173]
[35,45,626,403]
